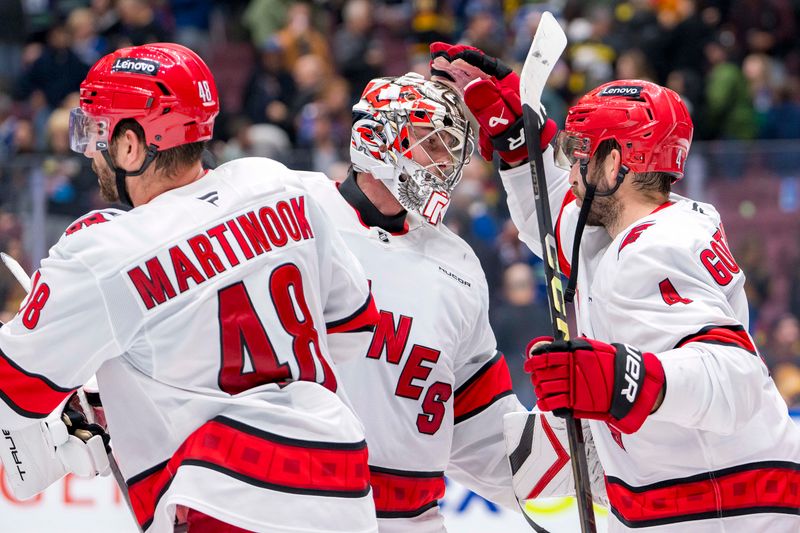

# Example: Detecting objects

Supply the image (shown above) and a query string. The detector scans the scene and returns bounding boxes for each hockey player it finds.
[0,43,381,533]
[431,44,800,532]
[295,73,536,532]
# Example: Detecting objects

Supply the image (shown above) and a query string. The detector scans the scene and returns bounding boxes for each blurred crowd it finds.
[0,0,798,408]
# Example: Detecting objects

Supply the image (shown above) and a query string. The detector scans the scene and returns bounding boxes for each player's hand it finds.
[429,42,556,165]
[524,338,666,434]
[43,396,111,478]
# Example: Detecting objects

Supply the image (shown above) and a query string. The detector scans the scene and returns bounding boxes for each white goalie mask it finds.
[350,73,474,225]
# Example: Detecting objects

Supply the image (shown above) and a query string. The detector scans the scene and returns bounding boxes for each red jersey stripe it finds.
[128,416,370,529]
[553,190,576,278]
[0,349,75,418]
[606,461,800,528]
[676,325,757,356]
[453,353,513,423]
[326,293,380,334]
[369,466,445,518]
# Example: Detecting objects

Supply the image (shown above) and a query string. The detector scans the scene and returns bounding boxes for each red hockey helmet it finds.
[69,43,218,155]
[554,79,693,180]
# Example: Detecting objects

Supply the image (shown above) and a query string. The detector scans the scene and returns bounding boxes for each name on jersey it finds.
[127,196,313,310]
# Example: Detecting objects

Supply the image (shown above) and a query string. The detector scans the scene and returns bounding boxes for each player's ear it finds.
[118,128,145,170]
[602,148,622,189]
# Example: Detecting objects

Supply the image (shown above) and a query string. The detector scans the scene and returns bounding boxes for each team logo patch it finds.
[111,57,160,76]
[599,85,643,97]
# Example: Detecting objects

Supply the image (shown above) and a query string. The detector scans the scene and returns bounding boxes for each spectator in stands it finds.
[735,236,773,333]
[91,0,121,39]
[764,314,800,370]
[765,314,800,407]
[14,24,89,110]
[332,0,383,104]
[169,0,213,57]
[0,92,16,165]
[275,1,331,71]
[243,0,293,48]
[615,48,656,82]
[490,263,551,408]
[115,0,169,47]
[68,8,107,66]
[703,35,758,140]
[729,0,796,58]
[241,37,295,136]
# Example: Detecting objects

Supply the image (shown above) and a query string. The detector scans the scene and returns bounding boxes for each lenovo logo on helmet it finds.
[599,86,643,97]
[111,58,160,76]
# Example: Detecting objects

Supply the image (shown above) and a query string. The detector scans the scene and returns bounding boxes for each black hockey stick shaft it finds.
[521,104,597,533]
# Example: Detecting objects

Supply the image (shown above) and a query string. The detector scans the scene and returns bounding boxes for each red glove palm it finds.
[430,42,556,164]
[524,338,665,434]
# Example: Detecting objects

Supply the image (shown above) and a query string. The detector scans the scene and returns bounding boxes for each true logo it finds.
[111,57,160,76]
[599,86,643,97]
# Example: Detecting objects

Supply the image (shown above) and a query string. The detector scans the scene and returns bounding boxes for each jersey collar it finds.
[338,168,408,234]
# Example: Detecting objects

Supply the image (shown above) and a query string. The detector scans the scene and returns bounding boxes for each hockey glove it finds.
[429,42,556,165]
[45,396,111,478]
[524,337,665,434]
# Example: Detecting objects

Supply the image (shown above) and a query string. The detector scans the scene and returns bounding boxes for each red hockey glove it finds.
[524,338,666,434]
[430,42,556,165]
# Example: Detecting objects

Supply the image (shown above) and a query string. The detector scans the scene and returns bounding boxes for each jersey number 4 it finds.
[217,263,336,394]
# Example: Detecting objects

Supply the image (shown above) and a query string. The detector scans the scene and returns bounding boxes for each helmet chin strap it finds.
[100,144,159,207]
[564,161,629,304]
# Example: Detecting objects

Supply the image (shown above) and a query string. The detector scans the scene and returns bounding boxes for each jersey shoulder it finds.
[616,197,723,262]
[612,197,742,292]
[423,223,489,293]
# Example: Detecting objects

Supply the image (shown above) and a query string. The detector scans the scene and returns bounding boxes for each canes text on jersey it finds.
[127,195,314,310]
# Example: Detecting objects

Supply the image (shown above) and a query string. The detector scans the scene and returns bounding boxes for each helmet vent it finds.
[643,131,652,138]
[646,108,654,120]
[155,82,171,96]
[162,107,171,115]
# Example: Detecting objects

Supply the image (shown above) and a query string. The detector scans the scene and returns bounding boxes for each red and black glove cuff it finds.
[607,344,665,433]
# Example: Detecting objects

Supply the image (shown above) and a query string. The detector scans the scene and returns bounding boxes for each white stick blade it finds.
[520,11,568,112]
[1,252,32,293]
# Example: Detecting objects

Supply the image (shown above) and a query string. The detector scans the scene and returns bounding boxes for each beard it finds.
[92,156,119,202]
[578,164,621,228]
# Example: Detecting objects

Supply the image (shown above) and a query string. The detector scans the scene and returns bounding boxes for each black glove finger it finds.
[453,49,512,79]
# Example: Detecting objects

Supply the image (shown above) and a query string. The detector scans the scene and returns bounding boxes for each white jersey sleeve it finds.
[446,274,526,510]
[604,219,768,434]
[499,146,573,260]
[0,238,121,429]
[309,198,378,364]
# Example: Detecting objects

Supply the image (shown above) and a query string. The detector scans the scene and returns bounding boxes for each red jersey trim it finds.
[369,465,445,518]
[0,348,75,418]
[553,190,576,278]
[650,200,674,215]
[128,416,370,530]
[606,460,800,528]
[326,292,379,334]
[453,352,514,424]
[675,325,757,356]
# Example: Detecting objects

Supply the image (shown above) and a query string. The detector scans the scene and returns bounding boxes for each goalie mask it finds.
[350,73,474,225]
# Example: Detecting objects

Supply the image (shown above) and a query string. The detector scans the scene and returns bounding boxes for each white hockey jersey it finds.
[301,172,526,532]
[500,148,800,532]
[0,158,381,533]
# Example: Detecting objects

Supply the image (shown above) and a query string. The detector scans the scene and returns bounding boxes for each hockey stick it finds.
[0,252,144,533]
[519,13,597,533]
